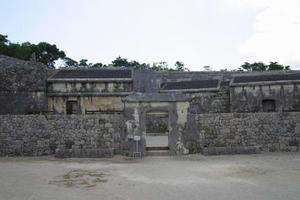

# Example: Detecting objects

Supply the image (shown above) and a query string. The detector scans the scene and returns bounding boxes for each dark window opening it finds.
[262,99,276,112]
[66,101,79,114]
[65,140,74,149]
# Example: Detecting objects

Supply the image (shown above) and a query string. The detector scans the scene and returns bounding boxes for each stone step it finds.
[146,146,169,151]
[146,150,170,156]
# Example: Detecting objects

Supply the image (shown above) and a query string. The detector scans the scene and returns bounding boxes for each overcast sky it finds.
[1,0,300,71]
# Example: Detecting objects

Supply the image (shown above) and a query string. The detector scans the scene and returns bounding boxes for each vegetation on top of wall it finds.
[239,62,290,71]
[0,34,65,68]
[0,33,291,72]
[0,34,189,71]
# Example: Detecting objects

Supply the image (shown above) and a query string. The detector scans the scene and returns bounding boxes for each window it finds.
[66,101,78,114]
[262,99,275,112]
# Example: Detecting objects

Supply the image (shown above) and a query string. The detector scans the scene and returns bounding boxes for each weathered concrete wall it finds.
[48,96,124,114]
[183,112,300,154]
[231,83,300,112]
[47,81,131,114]
[47,82,132,94]
[132,70,234,93]
[0,114,124,157]
[0,55,47,114]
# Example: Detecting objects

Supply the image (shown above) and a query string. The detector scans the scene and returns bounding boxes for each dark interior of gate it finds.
[146,110,169,151]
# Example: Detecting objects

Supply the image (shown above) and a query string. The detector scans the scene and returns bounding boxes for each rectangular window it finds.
[66,101,78,114]
[262,99,275,112]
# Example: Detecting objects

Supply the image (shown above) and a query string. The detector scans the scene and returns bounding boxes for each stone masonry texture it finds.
[183,112,300,154]
[0,114,124,157]
[0,55,47,114]
[0,112,299,157]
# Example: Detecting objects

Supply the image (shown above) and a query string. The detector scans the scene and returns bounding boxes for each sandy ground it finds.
[0,153,300,200]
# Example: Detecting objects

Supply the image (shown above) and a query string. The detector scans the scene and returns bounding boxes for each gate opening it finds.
[145,110,169,151]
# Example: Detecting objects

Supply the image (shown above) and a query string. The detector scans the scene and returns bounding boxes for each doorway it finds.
[66,101,79,114]
[145,110,169,151]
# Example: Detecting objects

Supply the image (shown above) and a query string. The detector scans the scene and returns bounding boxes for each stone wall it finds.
[0,114,124,157]
[183,112,300,154]
[1,112,300,157]
[189,85,230,114]
[0,91,47,114]
[0,55,48,114]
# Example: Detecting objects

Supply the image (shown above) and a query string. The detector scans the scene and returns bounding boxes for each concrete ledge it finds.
[55,148,114,158]
[47,78,133,83]
[47,92,132,97]
[123,92,190,102]
[202,146,261,155]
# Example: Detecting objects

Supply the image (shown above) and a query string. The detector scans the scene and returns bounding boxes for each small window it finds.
[66,101,78,114]
[262,99,275,112]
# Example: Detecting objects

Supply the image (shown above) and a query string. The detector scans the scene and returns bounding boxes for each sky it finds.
[1,0,300,71]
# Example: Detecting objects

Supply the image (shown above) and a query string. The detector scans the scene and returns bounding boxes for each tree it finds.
[111,56,150,69]
[174,61,189,72]
[0,34,66,68]
[36,42,66,68]
[79,59,88,66]
[0,34,8,44]
[151,62,173,71]
[64,57,78,67]
[1,34,194,71]
[92,62,104,68]
[111,56,131,67]
[203,66,211,71]
[239,62,290,71]
[268,62,290,70]
[110,58,190,71]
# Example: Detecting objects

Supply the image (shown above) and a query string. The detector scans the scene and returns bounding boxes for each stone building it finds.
[47,69,133,114]
[0,55,300,157]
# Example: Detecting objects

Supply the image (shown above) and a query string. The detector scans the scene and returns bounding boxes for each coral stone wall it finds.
[184,112,300,154]
[0,55,48,114]
[0,114,124,157]
[189,85,230,114]
[1,112,300,157]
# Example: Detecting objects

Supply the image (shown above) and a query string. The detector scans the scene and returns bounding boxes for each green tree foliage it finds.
[1,34,196,71]
[0,34,9,52]
[0,34,9,44]
[79,59,88,66]
[111,56,150,69]
[239,62,290,71]
[111,56,131,67]
[151,62,172,71]
[268,62,290,70]
[37,42,65,67]
[203,66,211,71]
[0,34,65,68]
[92,62,104,68]
[175,61,189,72]
[1,34,294,72]
[64,57,78,67]
[109,57,190,71]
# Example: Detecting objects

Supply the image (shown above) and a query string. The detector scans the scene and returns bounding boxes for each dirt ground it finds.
[0,152,300,200]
